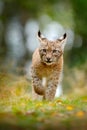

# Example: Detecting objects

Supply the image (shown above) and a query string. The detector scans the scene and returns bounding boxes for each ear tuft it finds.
[57,33,67,51]
[63,33,67,39]
[38,30,41,37]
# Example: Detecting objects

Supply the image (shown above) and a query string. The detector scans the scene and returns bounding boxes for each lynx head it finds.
[37,30,67,65]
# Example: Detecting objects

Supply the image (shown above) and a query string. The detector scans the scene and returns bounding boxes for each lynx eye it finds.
[53,50,58,53]
[42,49,46,52]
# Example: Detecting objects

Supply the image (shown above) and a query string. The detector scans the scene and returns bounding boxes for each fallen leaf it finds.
[36,103,42,107]
[66,106,74,111]
[55,99,63,104]
[76,111,85,117]
[49,103,56,107]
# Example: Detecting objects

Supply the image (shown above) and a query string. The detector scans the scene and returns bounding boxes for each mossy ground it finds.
[0,72,87,130]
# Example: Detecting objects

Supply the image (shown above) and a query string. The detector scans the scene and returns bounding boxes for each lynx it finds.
[31,30,67,101]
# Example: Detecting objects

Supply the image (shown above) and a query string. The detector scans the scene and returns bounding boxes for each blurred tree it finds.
[0,0,62,72]
[70,0,87,66]
[1,0,85,92]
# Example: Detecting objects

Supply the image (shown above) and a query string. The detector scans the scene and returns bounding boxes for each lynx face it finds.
[38,31,67,65]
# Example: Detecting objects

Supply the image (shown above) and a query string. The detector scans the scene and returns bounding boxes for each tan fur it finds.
[31,31,67,101]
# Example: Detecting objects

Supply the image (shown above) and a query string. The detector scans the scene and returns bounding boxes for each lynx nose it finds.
[46,57,51,62]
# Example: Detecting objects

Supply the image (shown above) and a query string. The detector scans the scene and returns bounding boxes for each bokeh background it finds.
[0,0,87,95]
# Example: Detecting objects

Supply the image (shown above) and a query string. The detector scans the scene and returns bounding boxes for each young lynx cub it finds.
[31,30,67,101]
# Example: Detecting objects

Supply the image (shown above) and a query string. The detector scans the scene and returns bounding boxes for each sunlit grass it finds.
[0,72,87,129]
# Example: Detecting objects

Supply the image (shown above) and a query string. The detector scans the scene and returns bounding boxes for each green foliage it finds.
[67,0,87,67]
[0,94,87,129]
[0,73,87,129]
[1,0,87,68]
[71,0,87,37]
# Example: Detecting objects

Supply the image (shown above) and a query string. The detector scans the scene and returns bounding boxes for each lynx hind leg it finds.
[43,83,57,101]
[44,79,58,101]
[44,86,57,101]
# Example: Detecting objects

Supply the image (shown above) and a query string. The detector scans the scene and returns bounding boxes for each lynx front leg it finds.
[43,78,58,101]
[32,74,45,98]
[32,86,43,100]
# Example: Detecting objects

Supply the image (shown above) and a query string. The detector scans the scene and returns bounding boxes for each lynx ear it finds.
[37,30,47,43]
[38,30,41,38]
[57,33,67,51]
[37,30,43,42]
[59,33,67,41]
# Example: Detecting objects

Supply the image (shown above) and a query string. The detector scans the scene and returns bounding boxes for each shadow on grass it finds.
[0,113,87,130]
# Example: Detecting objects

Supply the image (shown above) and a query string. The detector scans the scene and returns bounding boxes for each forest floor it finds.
[0,72,87,130]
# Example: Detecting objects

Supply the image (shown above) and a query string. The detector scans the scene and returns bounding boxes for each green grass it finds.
[0,73,87,130]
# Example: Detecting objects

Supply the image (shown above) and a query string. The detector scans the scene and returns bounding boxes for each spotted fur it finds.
[31,30,67,101]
